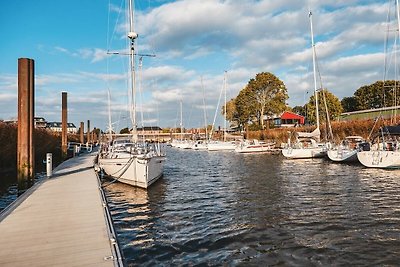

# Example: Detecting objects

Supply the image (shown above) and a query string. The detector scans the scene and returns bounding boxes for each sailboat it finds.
[327,136,365,163]
[207,71,237,151]
[357,125,400,168]
[357,0,400,169]
[282,11,327,159]
[98,0,165,188]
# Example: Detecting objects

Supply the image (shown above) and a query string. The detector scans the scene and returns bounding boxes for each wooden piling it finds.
[80,121,84,144]
[87,120,90,144]
[61,92,67,158]
[17,58,35,187]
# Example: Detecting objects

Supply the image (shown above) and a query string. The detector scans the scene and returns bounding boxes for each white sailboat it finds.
[208,71,237,151]
[98,0,165,188]
[282,11,327,159]
[357,0,400,169]
[327,136,365,163]
[235,139,278,153]
[357,125,400,168]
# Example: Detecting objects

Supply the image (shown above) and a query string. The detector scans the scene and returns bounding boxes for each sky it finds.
[0,0,396,132]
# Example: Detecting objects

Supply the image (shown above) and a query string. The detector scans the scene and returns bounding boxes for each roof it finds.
[47,122,76,128]
[281,111,304,120]
[136,126,162,131]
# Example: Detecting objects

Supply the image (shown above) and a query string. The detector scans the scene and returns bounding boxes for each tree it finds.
[305,89,343,124]
[247,72,288,128]
[120,127,130,134]
[292,105,306,117]
[224,98,239,124]
[234,86,255,131]
[341,96,357,112]
[354,80,400,110]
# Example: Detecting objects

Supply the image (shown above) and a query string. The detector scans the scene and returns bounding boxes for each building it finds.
[47,122,77,134]
[269,111,305,128]
[136,126,162,134]
[34,117,47,129]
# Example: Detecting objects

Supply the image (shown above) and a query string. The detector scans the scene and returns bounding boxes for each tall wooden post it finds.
[87,120,90,144]
[80,121,84,144]
[93,128,98,143]
[61,92,68,158]
[17,58,35,188]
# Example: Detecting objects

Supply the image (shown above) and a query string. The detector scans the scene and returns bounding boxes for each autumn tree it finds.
[233,86,255,131]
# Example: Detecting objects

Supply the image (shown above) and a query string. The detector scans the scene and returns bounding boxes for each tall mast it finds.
[201,76,208,140]
[395,0,400,122]
[128,0,138,141]
[180,98,183,140]
[223,71,227,142]
[107,88,113,140]
[309,11,320,131]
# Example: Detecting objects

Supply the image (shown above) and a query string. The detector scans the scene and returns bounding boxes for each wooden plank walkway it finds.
[0,152,122,267]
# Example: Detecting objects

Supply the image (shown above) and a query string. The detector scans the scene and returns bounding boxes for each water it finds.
[0,173,46,213]
[58,148,397,265]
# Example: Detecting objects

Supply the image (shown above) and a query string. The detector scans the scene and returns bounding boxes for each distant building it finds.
[34,117,47,129]
[136,126,162,134]
[47,122,77,133]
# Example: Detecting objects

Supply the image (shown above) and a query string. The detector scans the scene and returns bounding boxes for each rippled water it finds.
[103,147,400,266]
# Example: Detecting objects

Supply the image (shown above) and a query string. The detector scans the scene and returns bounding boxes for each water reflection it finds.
[104,148,400,266]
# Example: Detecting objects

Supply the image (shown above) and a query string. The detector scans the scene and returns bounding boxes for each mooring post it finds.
[61,92,68,159]
[93,128,98,143]
[80,121,84,144]
[17,58,35,188]
[46,153,52,177]
[87,120,91,144]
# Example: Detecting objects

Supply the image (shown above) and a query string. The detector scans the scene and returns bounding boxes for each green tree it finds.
[305,89,343,124]
[292,105,306,117]
[354,80,400,110]
[120,127,130,134]
[341,96,357,112]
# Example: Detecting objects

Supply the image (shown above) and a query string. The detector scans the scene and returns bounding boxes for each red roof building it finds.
[273,111,305,127]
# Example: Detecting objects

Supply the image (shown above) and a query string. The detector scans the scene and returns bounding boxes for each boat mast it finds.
[309,11,320,131]
[128,0,138,142]
[395,0,400,122]
[201,76,208,141]
[107,88,113,140]
[223,71,227,142]
[180,97,183,141]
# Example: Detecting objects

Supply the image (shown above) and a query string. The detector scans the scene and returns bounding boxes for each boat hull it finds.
[357,151,400,169]
[99,155,165,188]
[282,147,326,159]
[207,142,236,151]
[327,149,358,162]
[235,145,277,153]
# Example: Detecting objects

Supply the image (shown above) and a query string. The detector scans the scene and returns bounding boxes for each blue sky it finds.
[0,0,394,131]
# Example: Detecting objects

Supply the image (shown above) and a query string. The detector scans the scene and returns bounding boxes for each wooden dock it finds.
[0,152,123,267]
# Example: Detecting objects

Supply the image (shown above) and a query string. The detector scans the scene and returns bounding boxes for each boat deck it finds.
[0,152,122,266]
